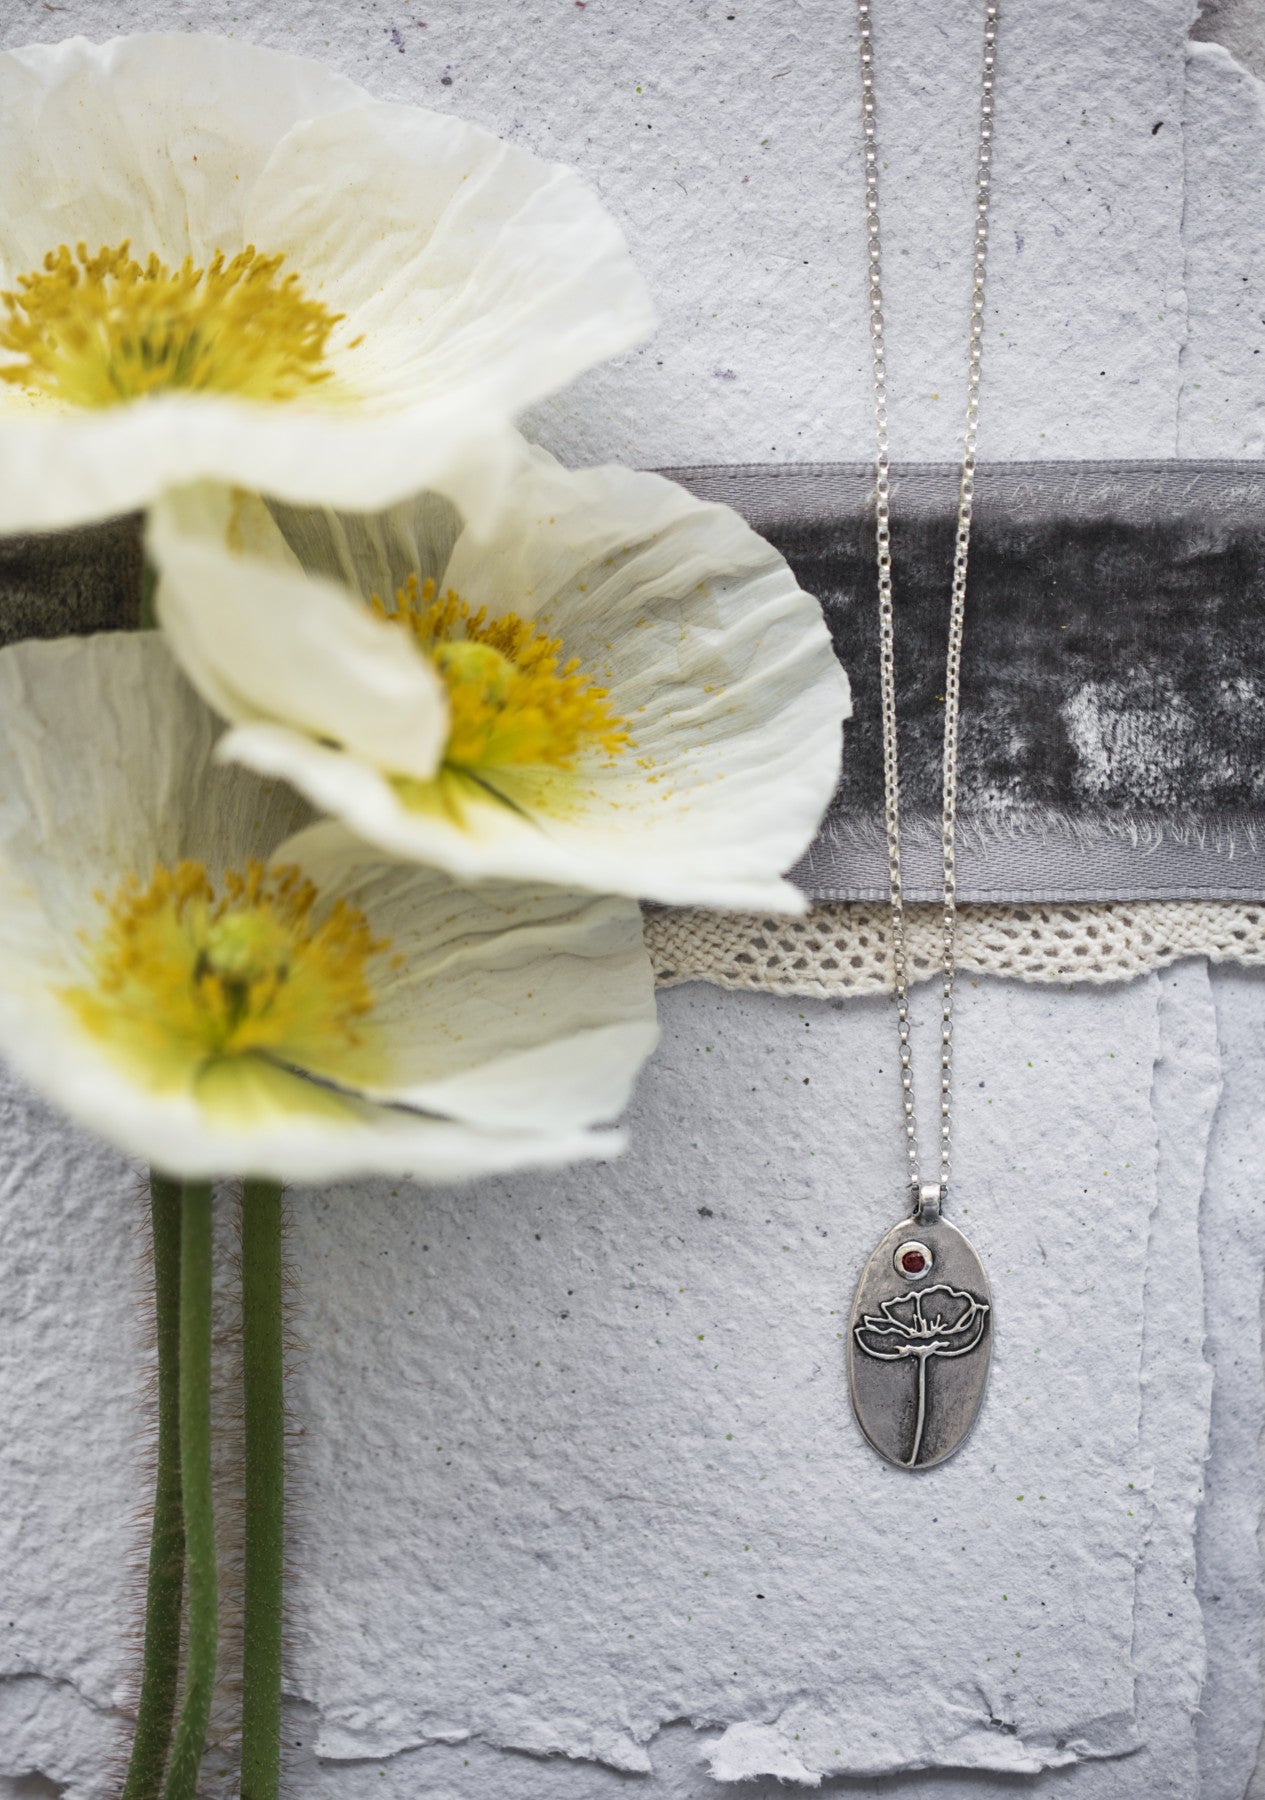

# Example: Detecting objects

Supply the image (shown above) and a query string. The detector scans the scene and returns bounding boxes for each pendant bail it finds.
[913,1182,943,1222]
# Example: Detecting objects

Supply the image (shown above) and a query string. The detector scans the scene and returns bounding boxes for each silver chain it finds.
[855,0,998,1207]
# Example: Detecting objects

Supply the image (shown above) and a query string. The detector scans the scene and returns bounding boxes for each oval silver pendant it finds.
[848,1214,992,1469]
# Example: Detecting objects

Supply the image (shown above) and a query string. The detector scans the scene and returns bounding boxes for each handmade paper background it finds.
[1,1,1263,1797]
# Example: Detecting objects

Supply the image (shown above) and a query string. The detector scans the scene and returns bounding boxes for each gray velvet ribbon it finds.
[665,462,1265,902]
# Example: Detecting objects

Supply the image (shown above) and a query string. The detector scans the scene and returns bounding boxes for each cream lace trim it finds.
[646,901,1265,996]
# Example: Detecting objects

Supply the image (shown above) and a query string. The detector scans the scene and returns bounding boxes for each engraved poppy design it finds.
[854,1284,990,1467]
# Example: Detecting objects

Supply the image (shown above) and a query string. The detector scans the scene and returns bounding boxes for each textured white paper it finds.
[1179,41,1265,456]
[1197,969,1265,1800]
[0,1084,152,1793]
[0,980,1245,1800]
[275,978,1160,1786]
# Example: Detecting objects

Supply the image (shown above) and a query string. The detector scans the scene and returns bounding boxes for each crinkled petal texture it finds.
[0,33,654,529]
[0,634,658,1182]
[149,450,851,910]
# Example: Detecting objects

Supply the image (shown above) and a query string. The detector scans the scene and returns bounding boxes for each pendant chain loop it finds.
[855,0,998,1206]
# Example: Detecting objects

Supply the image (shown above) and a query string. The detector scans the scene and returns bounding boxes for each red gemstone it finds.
[901,1249,927,1274]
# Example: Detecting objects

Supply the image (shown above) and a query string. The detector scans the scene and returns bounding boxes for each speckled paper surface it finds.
[1,0,1263,1796]
[1197,969,1265,1800]
[0,974,1226,1796]
[279,979,1159,1781]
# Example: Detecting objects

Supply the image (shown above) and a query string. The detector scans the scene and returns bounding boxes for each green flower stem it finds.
[163,1180,218,1800]
[239,1179,286,1800]
[139,555,158,630]
[121,1172,186,1800]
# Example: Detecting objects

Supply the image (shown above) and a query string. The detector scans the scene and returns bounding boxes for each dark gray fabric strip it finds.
[0,513,143,645]
[661,461,1265,903]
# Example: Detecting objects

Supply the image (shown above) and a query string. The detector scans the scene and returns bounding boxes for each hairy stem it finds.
[239,1180,286,1800]
[163,1181,217,1800]
[121,1172,186,1800]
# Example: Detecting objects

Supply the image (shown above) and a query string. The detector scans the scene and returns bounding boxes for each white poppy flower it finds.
[0,33,654,531]
[149,450,851,910]
[0,633,659,1182]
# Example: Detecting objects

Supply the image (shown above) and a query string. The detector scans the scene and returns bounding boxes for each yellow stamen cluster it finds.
[65,860,387,1073]
[377,575,629,771]
[0,241,346,407]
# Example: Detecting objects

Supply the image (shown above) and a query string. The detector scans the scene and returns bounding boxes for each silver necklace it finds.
[847,0,998,1470]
